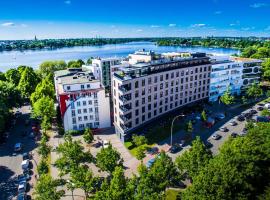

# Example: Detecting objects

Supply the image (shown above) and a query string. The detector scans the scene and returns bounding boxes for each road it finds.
[0,106,38,200]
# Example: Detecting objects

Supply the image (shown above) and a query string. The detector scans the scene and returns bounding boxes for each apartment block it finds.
[54,68,111,131]
[112,53,211,142]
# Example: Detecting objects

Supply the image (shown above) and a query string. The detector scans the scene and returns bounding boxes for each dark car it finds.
[237,115,245,121]
[231,132,238,138]
[249,109,257,115]
[257,106,264,111]
[147,147,159,155]
[169,144,181,153]
[204,140,213,148]
[22,152,31,160]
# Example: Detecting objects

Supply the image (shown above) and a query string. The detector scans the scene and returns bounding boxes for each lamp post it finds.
[170,114,185,146]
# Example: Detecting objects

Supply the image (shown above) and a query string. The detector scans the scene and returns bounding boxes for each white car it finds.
[211,134,221,140]
[14,143,22,152]
[103,140,109,148]
[264,103,270,109]
[229,121,237,126]
[21,159,30,170]
[18,180,27,193]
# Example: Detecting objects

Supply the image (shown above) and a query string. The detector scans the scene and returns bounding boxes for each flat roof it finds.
[231,57,262,63]
[59,73,99,85]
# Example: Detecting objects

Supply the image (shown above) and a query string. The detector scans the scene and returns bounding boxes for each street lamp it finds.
[170,114,185,146]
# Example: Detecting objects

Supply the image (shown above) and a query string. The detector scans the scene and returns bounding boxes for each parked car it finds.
[179,140,185,147]
[258,103,265,106]
[169,144,181,153]
[211,134,221,140]
[14,143,22,152]
[146,158,156,168]
[256,116,270,122]
[23,170,31,181]
[17,192,27,200]
[102,140,109,148]
[23,152,31,160]
[148,147,159,155]
[237,115,245,122]
[231,132,238,138]
[21,159,30,170]
[249,109,257,115]
[239,132,247,137]
[219,127,229,132]
[257,106,264,111]
[215,113,225,121]
[204,140,213,148]
[18,180,27,193]
[264,103,270,109]
[17,174,27,184]
[229,121,237,126]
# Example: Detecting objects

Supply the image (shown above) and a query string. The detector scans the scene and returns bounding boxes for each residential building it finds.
[54,68,111,131]
[209,56,262,102]
[128,49,159,64]
[209,57,243,102]
[89,58,121,90]
[112,53,211,142]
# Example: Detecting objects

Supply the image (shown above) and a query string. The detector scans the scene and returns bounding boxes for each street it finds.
[0,106,38,200]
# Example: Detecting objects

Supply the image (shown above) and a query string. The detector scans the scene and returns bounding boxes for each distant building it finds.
[89,58,122,90]
[54,68,111,131]
[112,53,211,142]
[209,56,262,102]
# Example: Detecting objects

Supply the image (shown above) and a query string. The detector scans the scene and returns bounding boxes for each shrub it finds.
[37,158,49,175]
[65,130,83,136]
[83,128,94,144]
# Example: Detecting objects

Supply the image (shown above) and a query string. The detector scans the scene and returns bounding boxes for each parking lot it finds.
[0,105,38,200]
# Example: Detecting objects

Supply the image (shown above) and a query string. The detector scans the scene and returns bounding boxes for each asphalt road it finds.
[0,106,37,200]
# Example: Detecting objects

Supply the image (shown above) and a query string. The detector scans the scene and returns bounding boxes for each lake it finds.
[0,42,240,71]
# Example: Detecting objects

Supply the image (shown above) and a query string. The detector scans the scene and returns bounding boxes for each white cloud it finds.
[136,29,143,32]
[214,11,222,14]
[1,22,15,27]
[191,23,206,27]
[150,25,160,28]
[229,23,236,26]
[169,24,176,27]
[64,0,71,5]
[241,27,255,31]
[250,3,268,8]
[21,24,28,28]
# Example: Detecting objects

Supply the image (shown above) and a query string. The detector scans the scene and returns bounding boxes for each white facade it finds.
[54,69,111,131]
[209,60,243,102]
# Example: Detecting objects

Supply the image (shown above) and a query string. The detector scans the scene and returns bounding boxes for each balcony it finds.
[119,104,132,113]
[120,123,131,131]
[119,84,131,93]
[119,94,131,103]
[120,114,131,122]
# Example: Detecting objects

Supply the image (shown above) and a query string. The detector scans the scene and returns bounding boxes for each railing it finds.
[119,105,131,112]
[119,95,131,103]
[120,114,131,122]
[119,85,131,93]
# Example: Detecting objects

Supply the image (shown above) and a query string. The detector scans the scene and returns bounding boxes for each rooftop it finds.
[231,57,262,63]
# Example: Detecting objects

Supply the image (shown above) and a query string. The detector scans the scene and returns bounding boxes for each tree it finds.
[96,143,123,174]
[83,128,94,144]
[266,90,270,98]
[37,158,49,175]
[220,87,235,106]
[261,109,270,117]
[18,67,39,98]
[0,72,6,81]
[134,145,146,162]
[242,95,248,105]
[176,137,212,179]
[39,60,67,78]
[262,59,270,81]
[0,80,22,108]
[87,58,93,65]
[30,76,55,104]
[38,135,51,157]
[5,68,21,85]
[34,174,64,200]
[95,166,128,200]
[186,120,193,134]
[246,83,263,100]
[181,123,270,200]
[132,135,147,147]
[55,135,93,176]
[201,110,207,121]
[70,165,97,198]
[32,96,56,130]
[67,60,82,68]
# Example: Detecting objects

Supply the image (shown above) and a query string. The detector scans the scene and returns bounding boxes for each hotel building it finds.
[112,53,211,142]
[54,68,111,131]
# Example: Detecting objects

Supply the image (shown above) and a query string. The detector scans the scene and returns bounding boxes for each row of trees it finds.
[0,38,154,51]
[34,121,270,200]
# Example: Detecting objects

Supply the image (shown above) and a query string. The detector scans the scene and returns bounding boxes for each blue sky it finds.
[0,0,269,39]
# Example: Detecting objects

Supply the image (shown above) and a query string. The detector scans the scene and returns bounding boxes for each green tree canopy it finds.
[96,143,123,174]
[0,80,22,108]
[30,76,55,104]
[132,135,148,147]
[83,128,94,144]
[34,174,64,200]
[246,83,263,99]
[220,87,235,105]
[262,58,270,81]
[5,68,21,85]
[176,137,212,179]
[18,67,39,98]
[39,60,67,78]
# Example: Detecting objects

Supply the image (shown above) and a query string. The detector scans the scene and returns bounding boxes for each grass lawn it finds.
[166,189,180,200]
[124,122,183,156]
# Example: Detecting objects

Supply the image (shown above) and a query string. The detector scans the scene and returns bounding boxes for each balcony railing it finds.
[120,123,131,131]
[119,85,131,93]
[119,105,131,113]
[119,95,131,103]
[120,114,131,122]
